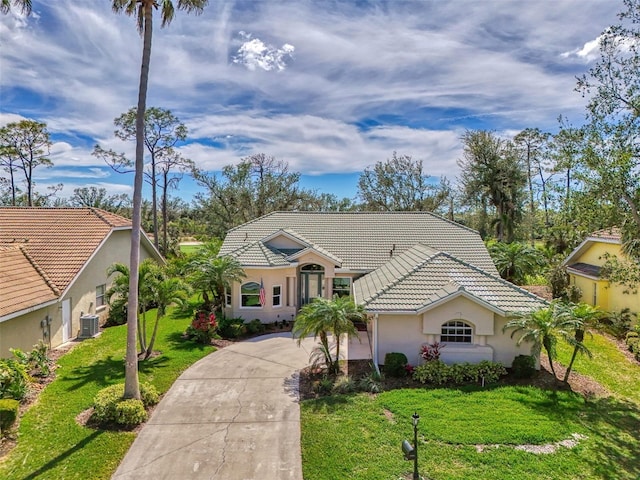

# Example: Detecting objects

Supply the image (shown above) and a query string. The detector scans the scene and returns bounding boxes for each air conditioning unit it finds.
[79,314,100,338]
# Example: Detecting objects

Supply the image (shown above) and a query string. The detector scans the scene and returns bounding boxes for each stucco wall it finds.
[377,314,424,366]
[1,230,159,357]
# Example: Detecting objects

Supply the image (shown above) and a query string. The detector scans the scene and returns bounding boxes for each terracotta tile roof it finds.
[0,208,133,316]
[220,212,498,274]
[354,244,546,314]
[0,245,59,317]
[590,227,622,242]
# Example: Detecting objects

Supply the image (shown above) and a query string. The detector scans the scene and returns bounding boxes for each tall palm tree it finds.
[112,0,208,400]
[293,296,364,374]
[189,255,246,315]
[561,303,602,383]
[503,303,575,380]
[0,0,31,15]
[489,241,545,285]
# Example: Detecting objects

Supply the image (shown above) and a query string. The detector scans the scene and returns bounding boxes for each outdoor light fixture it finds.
[401,412,420,480]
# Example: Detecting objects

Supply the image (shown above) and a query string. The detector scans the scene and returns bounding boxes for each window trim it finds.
[240,281,262,309]
[272,285,282,308]
[96,284,106,310]
[332,277,352,298]
[225,288,232,307]
[440,320,473,344]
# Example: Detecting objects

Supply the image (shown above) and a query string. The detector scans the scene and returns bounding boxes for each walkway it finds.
[112,332,315,480]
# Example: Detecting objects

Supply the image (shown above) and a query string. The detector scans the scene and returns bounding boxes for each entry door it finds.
[300,267,324,306]
[62,299,72,343]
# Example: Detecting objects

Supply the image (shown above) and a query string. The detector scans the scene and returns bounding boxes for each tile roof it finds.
[590,227,622,242]
[220,212,498,274]
[566,262,602,278]
[0,207,134,317]
[354,244,546,314]
[0,245,59,316]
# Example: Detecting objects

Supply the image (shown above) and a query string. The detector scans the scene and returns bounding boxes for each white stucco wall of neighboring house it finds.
[0,304,57,358]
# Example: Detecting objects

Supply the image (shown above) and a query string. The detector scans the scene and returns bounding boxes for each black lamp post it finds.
[412,412,420,480]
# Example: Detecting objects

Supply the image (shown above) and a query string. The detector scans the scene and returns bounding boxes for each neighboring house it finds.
[563,228,639,314]
[0,207,163,358]
[220,212,546,367]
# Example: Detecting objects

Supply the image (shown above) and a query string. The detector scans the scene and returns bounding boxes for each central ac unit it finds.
[79,314,100,338]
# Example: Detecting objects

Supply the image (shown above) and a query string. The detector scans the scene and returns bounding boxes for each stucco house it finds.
[220,212,546,367]
[0,207,163,358]
[563,228,639,315]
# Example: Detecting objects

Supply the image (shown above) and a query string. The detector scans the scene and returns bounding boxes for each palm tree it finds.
[503,303,575,380]
[489,241,545,285]
[293,296,364,374]
[561,303,603,383]
[144,276,190,360]
[0,0,31,15]
[189,255,246,315]
[112,0,208,400]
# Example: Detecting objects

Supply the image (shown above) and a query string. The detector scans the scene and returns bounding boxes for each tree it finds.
[193,154,315,237]
[188,254,246,315]
[0,0,31,15]
[292,296,364,374]
[576,0,640,259]
[458,131,526,242]
[514,128,551,243]
[69,186,131,214]
[0,120,52,206]
[112,0,208,400]
[561,303,602,383]
[503,303,575,380]
[357,152,450,212]
[488,241,545,285]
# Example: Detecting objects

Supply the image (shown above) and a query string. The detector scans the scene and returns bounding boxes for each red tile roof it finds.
[0,207,133,317]
[590,227,622,242]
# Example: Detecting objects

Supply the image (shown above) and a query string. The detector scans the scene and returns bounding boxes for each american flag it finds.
[259,278,266,307]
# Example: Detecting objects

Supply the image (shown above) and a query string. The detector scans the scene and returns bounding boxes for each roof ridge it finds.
[435,251,548,303]
[19,245,61,296]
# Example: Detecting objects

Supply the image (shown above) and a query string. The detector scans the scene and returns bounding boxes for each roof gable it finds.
[220,212,498,274]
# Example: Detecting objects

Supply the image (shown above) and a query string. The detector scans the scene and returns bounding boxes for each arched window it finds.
[441,320,473,343]
[241,282,261,308]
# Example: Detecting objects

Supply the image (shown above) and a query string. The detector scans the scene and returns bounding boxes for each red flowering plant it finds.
[420,342,443,362]
[186,311,218,344]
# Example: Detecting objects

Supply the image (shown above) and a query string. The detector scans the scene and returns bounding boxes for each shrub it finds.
[332,376,356,394]
[476,360,507,384]
[511,355,536,379]
[312,376,334,396]
[384,352,408,378]
[0,398,19,433]
[0,359,30,400]
[92,382,158,426]
[104,299,127,327]
[246,319,265,335]
[419,342,443,362]
[413,360,450,385]
[412,360,506,386]
[186,311,218,344]
[357,373,381,394]
[599,308,636,339]
[11,341,51,378]
[627,338,639,354]
[218,317,247,339]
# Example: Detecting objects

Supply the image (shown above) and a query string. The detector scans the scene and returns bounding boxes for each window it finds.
[441,320,473,343]
[332,277,351,298]
[96,284,106,308]
[241,282,262,308]
[273,285,282,307]
[225,289,232,307]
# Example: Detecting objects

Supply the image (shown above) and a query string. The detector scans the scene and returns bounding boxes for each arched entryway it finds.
[299,264,324,306]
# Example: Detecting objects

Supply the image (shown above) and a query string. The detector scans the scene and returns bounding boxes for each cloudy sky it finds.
[0,0,620,202]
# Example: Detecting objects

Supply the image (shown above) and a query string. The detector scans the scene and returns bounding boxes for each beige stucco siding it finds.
[1,230,159,357]
[488,315,535,367]
[423,296,494,335]
[377,314,425,365]
[231,267,298,323]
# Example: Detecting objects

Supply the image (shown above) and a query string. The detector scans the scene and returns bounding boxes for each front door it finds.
[299,264,324,306]
[61,299,72,343]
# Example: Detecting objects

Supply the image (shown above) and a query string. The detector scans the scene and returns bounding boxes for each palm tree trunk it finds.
[124,1,154,401]
[145,310,163,360]
[563,346,580,383]
[151,153,159,251]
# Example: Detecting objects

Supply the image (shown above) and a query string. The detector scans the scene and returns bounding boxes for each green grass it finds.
[301,387,640,480]
[179,244,201,255]
[555,332,640,405]
[0,309,214,480]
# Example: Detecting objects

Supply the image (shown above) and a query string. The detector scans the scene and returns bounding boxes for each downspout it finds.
[373,313,380,376]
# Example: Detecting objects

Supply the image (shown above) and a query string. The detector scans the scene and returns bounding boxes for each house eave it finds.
[0,298,59,324]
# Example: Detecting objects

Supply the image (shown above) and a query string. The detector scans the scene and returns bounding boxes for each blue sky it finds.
[0,0,619,203]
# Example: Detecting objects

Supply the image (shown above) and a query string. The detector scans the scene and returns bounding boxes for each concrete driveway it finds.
[112,332,315,480]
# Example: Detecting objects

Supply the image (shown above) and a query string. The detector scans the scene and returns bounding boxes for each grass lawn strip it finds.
[0,309,214,480]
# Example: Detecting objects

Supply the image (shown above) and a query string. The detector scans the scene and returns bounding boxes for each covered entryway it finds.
[299,264,324,306]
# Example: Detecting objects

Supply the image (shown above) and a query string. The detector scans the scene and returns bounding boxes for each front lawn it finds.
[0,311,214,479]
[301,386,640,480]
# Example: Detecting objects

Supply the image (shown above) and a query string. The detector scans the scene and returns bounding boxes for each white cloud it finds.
[232,32,295,71]
[561,35,602,62]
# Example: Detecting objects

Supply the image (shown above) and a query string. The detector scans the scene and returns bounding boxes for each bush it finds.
[357,373,381,393]
[627,338,640,354]
[312,376,334,396]
[420,342,443,362]
[185,311,218,344]
[332,376,356,394]
[92,382,158,426]
[412,360,506,386]
[384,352,408,378]
[0,398,19,433]
[104,299,127,327]
[10,341,51,378]
[599,308,636,339]
[218,317,247,339]
[0,359,30,400]
[246,319,265,335]
[511,355,536,379]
